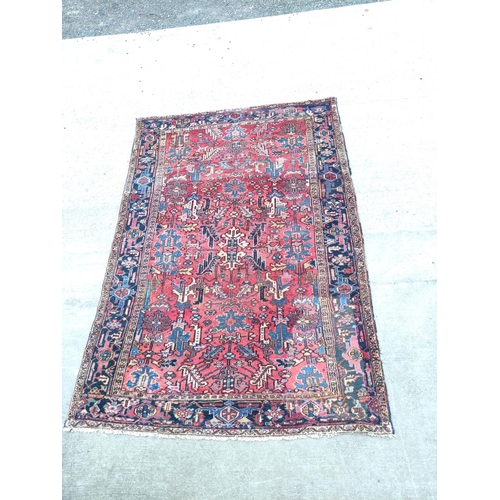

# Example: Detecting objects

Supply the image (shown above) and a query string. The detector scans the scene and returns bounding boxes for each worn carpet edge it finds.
[63,423,395,441]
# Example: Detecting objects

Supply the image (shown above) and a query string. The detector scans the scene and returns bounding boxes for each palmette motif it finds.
[66,98,393,438]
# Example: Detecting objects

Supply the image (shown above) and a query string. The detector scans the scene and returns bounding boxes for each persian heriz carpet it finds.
[65,98,393,439]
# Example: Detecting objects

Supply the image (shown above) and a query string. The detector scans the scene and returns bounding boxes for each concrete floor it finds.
[62,0,386,38]
[62,0,437,498]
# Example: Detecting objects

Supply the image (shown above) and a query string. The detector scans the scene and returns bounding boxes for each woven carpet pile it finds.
[66,98,393,439]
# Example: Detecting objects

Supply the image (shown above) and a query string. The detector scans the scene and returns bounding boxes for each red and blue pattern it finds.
[66,98,393,438]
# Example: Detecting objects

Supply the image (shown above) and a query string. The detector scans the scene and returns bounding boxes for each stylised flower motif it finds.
[136,173,152,186]
[282,107,298,118]
[215,309,246,333]
[272,252,283,262]
[281,121,299,135]
[153,230,183,272]
[317,127,333,143]
[336,313,354,327]
[282,177,307,199]
[224,178,245,198]
[337,284,353,295]
[119,255,138,269]
[318,142,335,155]
[137,154,156,169]
[334,402,350,419]
[332,254,351,266]
[104,401,123,416]
[282,224,313,261]
[163,178,187,201]
[172,407,195,422]
[264,405,285,422]
[131,200,147,211]
[98,349,112,362]
[142,309,172,334]
[106,318,122,330]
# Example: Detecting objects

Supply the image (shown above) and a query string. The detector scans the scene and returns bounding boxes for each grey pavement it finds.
[62,1,437,499]
[63,0,385,38]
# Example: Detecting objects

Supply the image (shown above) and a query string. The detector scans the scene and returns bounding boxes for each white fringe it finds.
[63,424,395,441]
